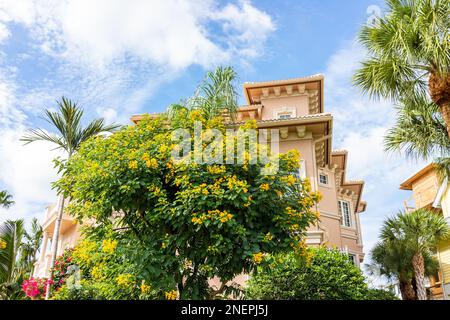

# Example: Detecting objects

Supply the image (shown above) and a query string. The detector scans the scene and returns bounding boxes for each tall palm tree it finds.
[354,0,450,136]
[0,219,25,299]
[381,209,450,300]
[174,66,239,121]
[0,190,14,208]
[369,240,439,299]
[21,96,120,298]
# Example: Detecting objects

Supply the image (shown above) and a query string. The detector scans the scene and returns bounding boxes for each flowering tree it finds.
[55,112,321,299]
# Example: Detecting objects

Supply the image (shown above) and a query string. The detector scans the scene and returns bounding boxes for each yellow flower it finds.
[116,274,135,288]
[164,290,178,300]
[101,239,117,254]
[259,183,270,191]
[252,252,264,264]
[141,281,151,295]
[91,264,105,280]
[128,160,138,169]
[263,232,274,242]
[0,239,6,249]
[207,165,226,175]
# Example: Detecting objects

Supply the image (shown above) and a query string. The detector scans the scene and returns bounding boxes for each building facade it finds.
[400,164,450,300]
[34,74,367,278]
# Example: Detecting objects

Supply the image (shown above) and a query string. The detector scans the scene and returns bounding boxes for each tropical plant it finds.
[21,96,120,298]
[0,219,25,299]
[22,278,53,300]
[380,209,450,300]
[168,66,239,122]
[385,95,450,160]
[245,247,372,300]
[18,218,43,277]
[368,240,439,300]
[0,190,14,208]
[354,0,450,136]
[53,112,321,299]
[51,235,156,300]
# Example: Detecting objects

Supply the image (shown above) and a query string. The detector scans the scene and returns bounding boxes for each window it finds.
[299,159,306,179]
[319,173,328,185]
[277,112,292,119]
[348,254,357,265]
[339,200,351,227]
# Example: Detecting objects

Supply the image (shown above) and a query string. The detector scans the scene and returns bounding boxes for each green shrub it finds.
[245,247,369,300]
[365,288,399,300]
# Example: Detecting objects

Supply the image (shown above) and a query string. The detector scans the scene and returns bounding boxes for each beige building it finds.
[34,74,367,278]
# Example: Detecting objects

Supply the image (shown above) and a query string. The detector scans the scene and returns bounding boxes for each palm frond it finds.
[384,94,450,159]
[0,191,14,208]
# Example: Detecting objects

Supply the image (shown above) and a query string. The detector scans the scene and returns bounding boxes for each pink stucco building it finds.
[34,74,366,278]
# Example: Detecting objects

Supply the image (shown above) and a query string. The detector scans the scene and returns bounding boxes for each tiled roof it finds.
[243,74,324,87]
[229,112,332,125]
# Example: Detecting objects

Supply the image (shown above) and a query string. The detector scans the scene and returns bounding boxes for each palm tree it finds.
[369,240,439,299]
[168,66,239,121]
[381,209,450,300]
[19,218,43,276]
[0,219,25,299]
[385,94,450,159]
[354,0,450,136]
[21,96,120,298]
[0,190,14,208]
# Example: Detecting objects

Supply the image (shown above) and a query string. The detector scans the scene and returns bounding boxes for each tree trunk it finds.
[412,252,427,300]
[399,280,417,300]
[429,72,450,137]
[439,101,450,138]
[45,194,65,300]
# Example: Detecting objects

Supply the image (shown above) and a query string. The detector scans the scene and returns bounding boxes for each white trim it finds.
[433,177,448,209]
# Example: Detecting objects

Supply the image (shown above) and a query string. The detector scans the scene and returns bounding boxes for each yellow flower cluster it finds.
[148,184,162,196]
[192,183,210,196]
[206,209,233,223]
[101,239,117,254]
[283,175,297,186]
[191,210,233,225]
[72,240,98,265]
[91,264,105,280]
[142,153,158,169]
[259,183,270,191]
[252,252,264,264]
[191,216,207,225]
[116,274,135,288]
[207,165,226,175]
[0,239,6,249]
[226,175,248,193]
[164,290,178,300]
[140,281,151,295]
[263,232,274,242]
[128,160,138,170]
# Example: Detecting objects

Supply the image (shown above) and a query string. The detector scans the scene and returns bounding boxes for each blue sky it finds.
[0,0,427,285]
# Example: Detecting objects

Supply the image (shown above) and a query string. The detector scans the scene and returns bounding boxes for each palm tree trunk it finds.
[429,72,450,137]
[412,252,427,300]
[439,101,450,138]
[399,280,417,300]
[44,194,65,300]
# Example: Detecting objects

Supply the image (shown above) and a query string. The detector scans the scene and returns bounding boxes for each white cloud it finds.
[0,70,62,223]
[0,0,275,69]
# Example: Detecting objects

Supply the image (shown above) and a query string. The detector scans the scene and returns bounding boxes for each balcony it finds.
[42,202,76,235]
